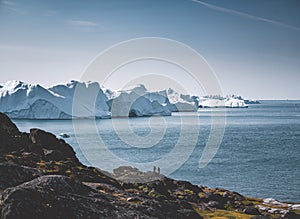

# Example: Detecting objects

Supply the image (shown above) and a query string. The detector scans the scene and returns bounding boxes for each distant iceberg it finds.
[226,94,260,104]
[225,98,248,108]
[199,96,249,108]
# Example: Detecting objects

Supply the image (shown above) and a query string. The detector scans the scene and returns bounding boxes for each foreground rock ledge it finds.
[0,113,299,219]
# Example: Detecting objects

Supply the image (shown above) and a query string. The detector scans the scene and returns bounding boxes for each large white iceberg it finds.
[0,80,110,119]
[107,84,171,117]
[49,80,110,118]
[106,85,200,117]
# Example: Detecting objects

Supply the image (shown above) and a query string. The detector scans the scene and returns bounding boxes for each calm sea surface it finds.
[13,100,300,202]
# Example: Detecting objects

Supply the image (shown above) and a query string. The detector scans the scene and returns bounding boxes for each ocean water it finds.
[13,100,300,202]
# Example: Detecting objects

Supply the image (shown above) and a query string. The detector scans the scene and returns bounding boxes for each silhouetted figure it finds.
[153,166,156,173]
[157,167,160,175]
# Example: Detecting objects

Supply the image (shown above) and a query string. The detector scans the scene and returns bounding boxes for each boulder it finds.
[281,211,300,219]
[0,163,41,190]
[0,113,30,153]
[0,175,117,219]
[0,113,19,135]
[176,209,203,219]
[243,206,260,215]
[29,129,80,164]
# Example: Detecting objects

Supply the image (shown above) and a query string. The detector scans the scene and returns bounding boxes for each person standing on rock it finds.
[157,167,160,174]
[153,166,156,173]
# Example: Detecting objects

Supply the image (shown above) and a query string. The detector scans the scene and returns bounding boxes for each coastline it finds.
[0,112,299,218]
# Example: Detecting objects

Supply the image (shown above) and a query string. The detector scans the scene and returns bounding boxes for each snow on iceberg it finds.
[166,88,198,112]
[143,88,199,112]
[0,80,110,119]
[225,98,248,108]
[106,84,199,117]
[49,80,110,118]
[0,80,252,119]
[107,84,171,117]
[199,97,248,108]
[199,99,225,108]
[227,94,260,104]
[0,80,71,119]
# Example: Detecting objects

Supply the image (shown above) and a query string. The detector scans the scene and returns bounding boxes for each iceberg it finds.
[107,84,171,117]
[106,85,199,117]
[227,94,260,104]
[0,80,110,119]
[225,98,248,108]
[144,88,198,112]
[199,99,226,108]
[0,80,251,119]
[165,88,199,112]
[199,97,248,108]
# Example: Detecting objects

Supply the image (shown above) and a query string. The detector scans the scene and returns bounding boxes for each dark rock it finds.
[28,143,44,155]
[0,113,19,135]
[74,167,122,188]
[250,216,270,219]
[0,163,41,190]
[113,166,164,183]
[43,149,64,161]
[126,197,141,202]
[281,211,300,219]
[222,190,245,202]
[206,193,226,209]
[29,128,80,164]
[208,200,222,208]
[243,206,260,215]
[176,209,203,219]
[0,113,30,153]
[0,175,122,219]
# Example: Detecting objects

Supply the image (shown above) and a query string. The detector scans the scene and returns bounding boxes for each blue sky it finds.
[0,0,299,99]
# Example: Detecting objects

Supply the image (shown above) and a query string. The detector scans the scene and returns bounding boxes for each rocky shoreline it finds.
[0,112,299,218]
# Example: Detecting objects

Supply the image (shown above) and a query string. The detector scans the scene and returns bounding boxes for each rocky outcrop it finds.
[1,175,122,219]
[0,113,299,219]
[0,163,41,190]
[113,166,164,183]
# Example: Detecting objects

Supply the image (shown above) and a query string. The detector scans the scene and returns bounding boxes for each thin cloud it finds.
[68,20,98,27]
[192,0,300,32]
[1,0,25,14]
[2,0,16,6]
[66,19,99,32]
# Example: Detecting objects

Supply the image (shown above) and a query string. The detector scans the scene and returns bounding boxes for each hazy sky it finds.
[0,0,299,99]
